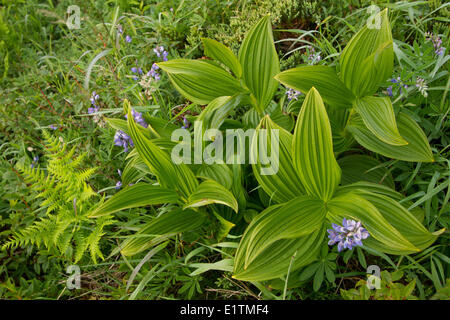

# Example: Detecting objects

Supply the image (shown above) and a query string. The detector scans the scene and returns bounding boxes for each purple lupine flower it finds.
[117,25,123,35]
[181,117,189,129]
[386,86,393,97]
[138,68,143,75]
[49,124,58,130]
[131,67,138,73]
[114,130,134,152]
[146,63,161,81]
[124,109,148,128]
[426,32,445,56]
[88,106,99,114]
[118,169,122,177]
[30,155,39,168]
[90,91,100,107]
[154,46,168,61]
[286,88,302,101]
[327,218,370,252]
[306,46,321,65]
[115,181,122,190]
[125,35,132,43]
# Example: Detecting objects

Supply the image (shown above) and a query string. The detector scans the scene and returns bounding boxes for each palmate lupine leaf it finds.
[157,59,246,105]
[348,112,433,162]
[275,65,355,109]
[354,96,407,146]
[251,115,305,203]
[89,183,179,217]
[292,87,341,201]
[339,8,394,97]
[202,38,242,78]
[239,15,279,114]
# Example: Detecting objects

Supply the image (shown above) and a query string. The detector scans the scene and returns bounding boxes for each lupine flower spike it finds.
[286,88,302,101]
[327,218,370,252]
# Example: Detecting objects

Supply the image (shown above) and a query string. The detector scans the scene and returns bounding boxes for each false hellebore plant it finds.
[90,13,442,282]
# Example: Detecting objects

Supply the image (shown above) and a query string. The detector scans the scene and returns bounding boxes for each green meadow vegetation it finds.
[0,0,448,300]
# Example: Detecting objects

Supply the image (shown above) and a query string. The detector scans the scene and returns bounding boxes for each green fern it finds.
[2,131,113,263]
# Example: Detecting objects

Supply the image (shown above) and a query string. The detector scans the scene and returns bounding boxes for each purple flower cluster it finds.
[114,130,134,153]
[181,116,189,129]
[386,77,408,97]
[425,32,445,56]
[49,124,58,130]
[153,46,168,61]
[306,46,321,65]
[286,88,302,101]
[88,91,100,114]
[30,156,39,168]
[124,109,148,128]
[146,63,161,81]
[327,218,370,252]
[125,35,132,43]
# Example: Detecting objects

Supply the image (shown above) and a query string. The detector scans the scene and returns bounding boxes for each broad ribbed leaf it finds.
[241,196,326,269]
[120,208,205,256]
[347,112,433,162]
[233,225,325,281]
[340,9,393,97]
[197,95,243,131]
[196,164,233,189]
[126,103,198,199]
[293,88,341,201]
[202,38,242,78]
[338,155,395,188]
[184,180,238,212]
[239,15,279,114]
[354,96,407,145]
[327,193,420,254]
[89,183,178,217]
[251,116,305,203]
[121,154,150,186]
[275,65,355,108]
[157,59,245,105]
[356,191,443,251]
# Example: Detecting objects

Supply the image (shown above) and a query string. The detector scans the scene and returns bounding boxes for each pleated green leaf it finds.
[184,180,238,213]
[327,193,420,254]
[354,96,407,145]
[275,65,355,108]
[347,112,433,162]
[356,191,443,251]
[157,59,246,105]
[241,196,326,270]
[340,8,393,97]
[197,94,243,131]
[293,88,341,201]
[126,103,198,199]
[233,225,325,281]
[202,38,242,78]
[120,208,206,256]
[89,183,179,217]
[251,116,306,203]
[196,164,233,189]
[239,15,279,114]
[338,154,395,188]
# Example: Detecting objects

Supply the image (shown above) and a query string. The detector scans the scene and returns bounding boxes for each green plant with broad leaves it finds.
[90,13,443,284]
[275,9,433,162]
[232,87,443,281]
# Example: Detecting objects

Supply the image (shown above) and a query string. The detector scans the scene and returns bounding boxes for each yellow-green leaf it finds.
[354,96,407,146]
[293,88,341,201]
